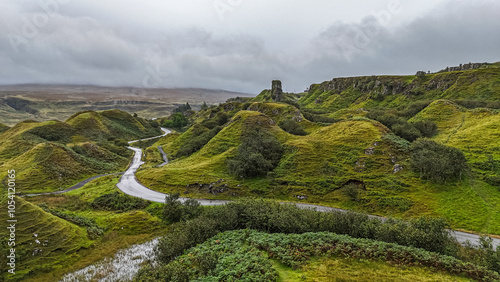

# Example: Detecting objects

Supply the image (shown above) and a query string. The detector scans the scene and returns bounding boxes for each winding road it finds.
[157,146,169,167]
[118,128,230,206]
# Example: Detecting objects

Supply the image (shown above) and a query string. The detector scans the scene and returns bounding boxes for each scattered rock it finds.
[393,164,403,173]
[355,160,366,172]
[365,147,375,155]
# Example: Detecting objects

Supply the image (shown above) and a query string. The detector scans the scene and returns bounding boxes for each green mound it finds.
[0,110,160,193]
[66,109,160,142]
[0,141,129,193]
[0,197,92,281]
[137,110,280,194]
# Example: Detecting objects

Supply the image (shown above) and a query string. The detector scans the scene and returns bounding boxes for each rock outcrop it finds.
[271,80,284,102]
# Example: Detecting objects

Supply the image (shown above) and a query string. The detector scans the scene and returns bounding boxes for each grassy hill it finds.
[136,63,500,235]
[298,62,500,114]
[0,110,161,193]
[0,196,92,281]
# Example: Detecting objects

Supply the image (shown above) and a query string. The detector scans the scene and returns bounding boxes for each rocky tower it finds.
[271,80,283,102]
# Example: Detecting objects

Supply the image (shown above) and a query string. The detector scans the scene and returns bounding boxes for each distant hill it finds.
[0,85,253,125]
[0,110,161,193]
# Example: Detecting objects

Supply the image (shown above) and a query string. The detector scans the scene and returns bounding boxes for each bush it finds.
[40,205,104,239]
[413,120,438,138]
[382,133,411,151]
[200,112,228,129]
[410,139,468,182]
[162,193,203,224]
[247,230,497,280]
[343,183,359,201]
[114,138,129,147]
[366,111,404,128]
[228,127,283,178]
[140,230,278,281]
[391,122,422,142]
[91,192,151,212]
[154,198,457,265]
[162,112,188,128]
[148,199,500,278]
[278,119,307,135]
[26,122,76,142]
[173,102,191,113]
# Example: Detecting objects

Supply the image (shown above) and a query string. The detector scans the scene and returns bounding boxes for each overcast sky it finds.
[0,0,499,94]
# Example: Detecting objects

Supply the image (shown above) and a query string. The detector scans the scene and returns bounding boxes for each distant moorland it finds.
[0,84,252,125]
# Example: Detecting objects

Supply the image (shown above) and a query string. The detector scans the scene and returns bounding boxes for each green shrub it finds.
[367,111,404,128]
[382,133,411,151]
[26,122,76,142]
[40,205,104,239]
[278,119,307,135]
[145,229,498,281]
[162,112,188,128]
[410,139,468,182]
[91,192,151,212]
[413,120,438,138]
[228,128,283,178]
[139,230,278,281]
[154,198,457,264]
[162,193,203,224]
[172,102,192,113]
[391,122,422,142]
[343,183,359,201]
[248,231,497,280]
[114,139,129,146]
[162,193,184,223]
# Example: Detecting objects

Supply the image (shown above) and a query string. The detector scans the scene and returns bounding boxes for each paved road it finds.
[128,128,171,144]
[116,145,230,206]
[23,172,123,197]
[157,146,169,167]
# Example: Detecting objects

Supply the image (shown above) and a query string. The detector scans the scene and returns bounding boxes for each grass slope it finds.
[0,110,160,193]
[0,196,92,281]
[9,175,167,281]
[299,63,500,113]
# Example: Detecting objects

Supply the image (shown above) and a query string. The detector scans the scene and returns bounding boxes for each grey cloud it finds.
[0,0,498,93]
